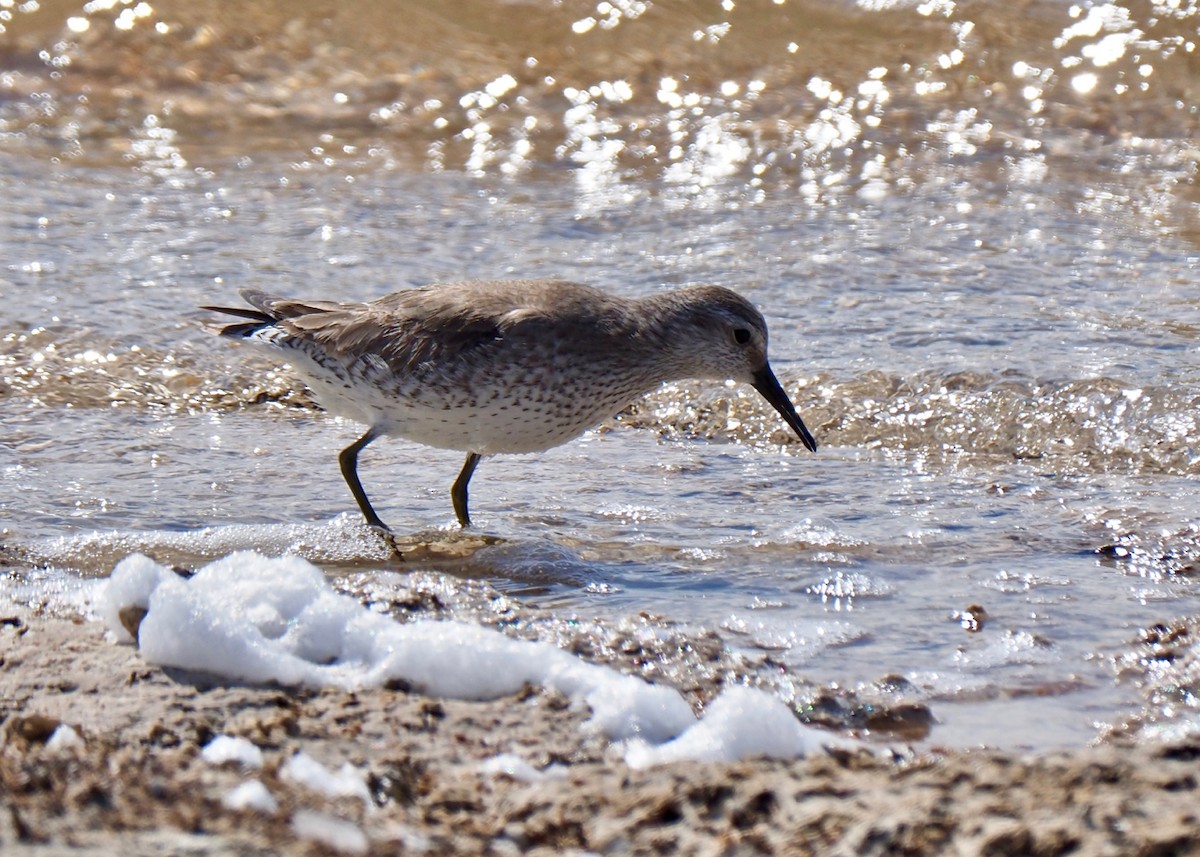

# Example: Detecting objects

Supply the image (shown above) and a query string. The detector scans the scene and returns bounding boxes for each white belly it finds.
[286,346,638,455]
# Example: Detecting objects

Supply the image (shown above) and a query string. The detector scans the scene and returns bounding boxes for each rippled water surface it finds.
[2,0,1199,749]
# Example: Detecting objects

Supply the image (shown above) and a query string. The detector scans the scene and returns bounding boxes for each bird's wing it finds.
[239,288,353,319]
[277,285,540,376]
[226,280,615,377]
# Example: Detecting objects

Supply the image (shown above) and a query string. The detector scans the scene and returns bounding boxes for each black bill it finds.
[751,365,818,452]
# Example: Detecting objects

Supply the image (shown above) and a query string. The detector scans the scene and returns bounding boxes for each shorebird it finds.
[203,279,817,535]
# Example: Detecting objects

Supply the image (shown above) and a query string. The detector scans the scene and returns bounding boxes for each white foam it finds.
[623,684,841,768]
[45,724,84,754]
[201,735,264,769]
[94,552,169,644]
[282,752,371,806]
[222,779,278,813]
[479,753,568,783]
[291,809,368,855]
[97,551,838,764]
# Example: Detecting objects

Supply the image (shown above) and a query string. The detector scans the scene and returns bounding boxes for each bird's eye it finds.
[733,328,752,345]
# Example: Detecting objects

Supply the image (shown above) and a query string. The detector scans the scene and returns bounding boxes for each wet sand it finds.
[3,610,1199,857]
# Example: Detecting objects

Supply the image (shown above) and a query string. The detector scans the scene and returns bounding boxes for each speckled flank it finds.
[204,279,816,528]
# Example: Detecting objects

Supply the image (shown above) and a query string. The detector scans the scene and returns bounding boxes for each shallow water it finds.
[2,0,1199,749]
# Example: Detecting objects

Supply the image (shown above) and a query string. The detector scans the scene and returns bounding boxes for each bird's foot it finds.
[370,525,405,561]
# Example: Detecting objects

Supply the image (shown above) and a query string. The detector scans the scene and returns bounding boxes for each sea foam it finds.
[98,551,834,763]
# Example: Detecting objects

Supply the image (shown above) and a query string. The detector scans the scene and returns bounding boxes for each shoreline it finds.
[3,611,1199,856]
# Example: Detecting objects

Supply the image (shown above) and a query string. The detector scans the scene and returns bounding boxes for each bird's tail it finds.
[200,289,286,339]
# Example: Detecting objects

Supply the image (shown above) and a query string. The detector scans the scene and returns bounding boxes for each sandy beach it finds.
[3,603,1199,857]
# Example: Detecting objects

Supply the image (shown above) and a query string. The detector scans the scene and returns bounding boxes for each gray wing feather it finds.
[271,286,512,376]
[218,280,619,378]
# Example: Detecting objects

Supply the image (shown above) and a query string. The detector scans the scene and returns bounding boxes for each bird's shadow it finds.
[4,517,642,603]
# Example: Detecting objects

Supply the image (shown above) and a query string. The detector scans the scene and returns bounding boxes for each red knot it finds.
[204,279,817,538]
